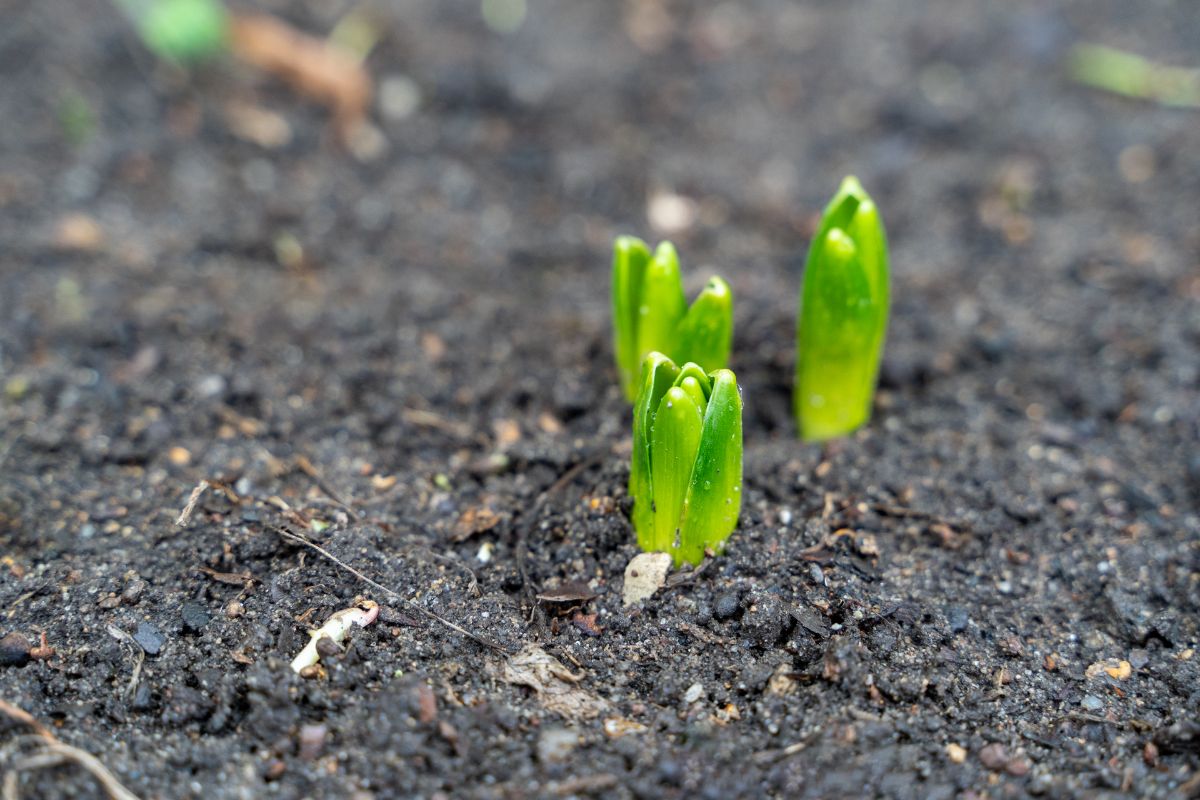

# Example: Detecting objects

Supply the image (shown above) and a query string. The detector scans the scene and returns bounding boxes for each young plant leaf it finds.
[673,276,733,373]
[611,238,734,401]
[675,362,712,400]
[795,176,890,441]
[612,236,651,400]
[677,369,742,566]
[650,386,704,554]
[676,375,708,416]
[629,354,743,567]
[636,242,688,367]
[629,352,680,552]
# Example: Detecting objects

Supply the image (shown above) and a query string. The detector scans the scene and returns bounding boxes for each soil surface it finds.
[2,1,1199,798]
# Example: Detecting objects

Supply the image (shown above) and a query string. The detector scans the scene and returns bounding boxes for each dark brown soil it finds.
[2,1,1199,798]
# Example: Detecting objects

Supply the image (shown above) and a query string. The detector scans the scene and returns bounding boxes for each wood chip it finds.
[622,552,671,606]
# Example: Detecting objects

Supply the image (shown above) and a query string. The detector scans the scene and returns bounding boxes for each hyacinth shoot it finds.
[612,237,732,401]
[630,352,742,566]
[795,176,890,441]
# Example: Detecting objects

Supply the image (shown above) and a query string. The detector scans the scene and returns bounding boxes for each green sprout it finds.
[629,352,742,566]
[794,176,890,442]
[612,237,733,402]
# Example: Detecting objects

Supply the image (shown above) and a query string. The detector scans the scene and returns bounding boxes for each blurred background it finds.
[1,4,1198,797]
[1,0,1197,459]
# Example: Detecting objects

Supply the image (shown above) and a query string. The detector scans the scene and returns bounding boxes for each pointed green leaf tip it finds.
[630,353,743,566]
[611,237,734,401]
[795,176,890,441]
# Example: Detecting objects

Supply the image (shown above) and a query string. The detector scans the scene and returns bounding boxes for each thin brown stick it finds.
[105,626,145,700]
[174,480,209,527]
[294,455,361,521]
[6,744,142,800]
[0,699,141,800]
[274,528,507,653]
[404,544,480,597]
[0,699,54,742]
[400,408,488,444]
[514,453,604,603]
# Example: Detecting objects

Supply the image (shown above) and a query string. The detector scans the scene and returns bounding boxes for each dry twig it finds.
[274,527,507,653]
[0,699,141,800]
[174,480,209,527]
[105,626,145,701]
[514,453,604,604]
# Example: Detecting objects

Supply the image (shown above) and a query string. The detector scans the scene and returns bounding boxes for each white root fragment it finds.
[290,600,380,674]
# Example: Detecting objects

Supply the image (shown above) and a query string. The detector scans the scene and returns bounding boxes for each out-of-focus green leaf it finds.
[1069,44,1200,108]
[612,236,651,400]
[136,0,230,63]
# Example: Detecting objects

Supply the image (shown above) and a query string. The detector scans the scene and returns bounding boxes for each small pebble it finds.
[131,682,154,711]
[978,742,1009,770]
[1005,756,1031,777]
[713,592,740,620]
[683,683,705,704]
[998,636,1024,657]
[298,723,327,761]
[1128,648,1149,669]
[181,602,211,632]
[133,622,165,655]
[0,632,31,668]
[537,727,578,764]
[1080,694,1104,711]
[226,601,246,618]
[946,743,967,763]
[121,578,148,605]
[316,635,343,658]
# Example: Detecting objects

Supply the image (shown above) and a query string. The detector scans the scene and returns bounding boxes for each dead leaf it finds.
[452,506,502,542]
[797,544,836,564]
[497,645,609,720]
[571,612,603,637]
[197,566,256,587]
[536,581,598,604]
[622,552,671,606]
[229,12,371,140]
